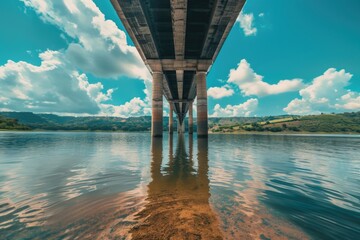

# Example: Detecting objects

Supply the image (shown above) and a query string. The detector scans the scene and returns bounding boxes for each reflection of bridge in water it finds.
[111,0,246,137]
[130,135,223,239]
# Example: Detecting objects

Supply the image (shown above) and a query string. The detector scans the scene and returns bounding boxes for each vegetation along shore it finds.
[0,111,359,134]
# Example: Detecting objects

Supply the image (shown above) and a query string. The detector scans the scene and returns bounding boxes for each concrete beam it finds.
[152,72,163,137]
[110,0,159,62]
[168,99,192,103]
[147,59,212,72]
[196,72,208,137]
[188,73,197,100]
[171,0,187,60]
[176,70,184,113]
[202,0,246,61]
[163,75,173,101]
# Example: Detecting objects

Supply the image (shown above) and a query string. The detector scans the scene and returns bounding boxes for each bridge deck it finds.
[111,0,246,136]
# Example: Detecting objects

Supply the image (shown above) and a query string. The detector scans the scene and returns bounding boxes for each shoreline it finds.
[1,129,360,136]
[209,131,360,135]
[0,129,149,133]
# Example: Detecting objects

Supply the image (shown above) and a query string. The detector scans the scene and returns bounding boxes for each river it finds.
[0,132,359,239]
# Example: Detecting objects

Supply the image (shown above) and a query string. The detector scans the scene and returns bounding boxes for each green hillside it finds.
[1,111,359,133]
[210,112,360,134]
[208,117,261,126]
[0,112,157,131]
[0,115,30,130]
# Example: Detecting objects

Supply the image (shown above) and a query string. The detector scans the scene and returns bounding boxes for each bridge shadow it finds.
[130,134,223,239]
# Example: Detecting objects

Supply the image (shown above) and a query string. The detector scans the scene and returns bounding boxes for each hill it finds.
[208,116,261,126]
[0,111,359,133]
[0,112,154,131]
[0,115,30,130]
[210,112,360,134]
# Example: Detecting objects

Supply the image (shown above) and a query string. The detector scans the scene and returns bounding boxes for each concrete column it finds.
[152,72,163,137]
[189,102,193,134]
[196,72,208,137]
[177,118,185,134]
[177,118,181,133]
[169,104,174,134]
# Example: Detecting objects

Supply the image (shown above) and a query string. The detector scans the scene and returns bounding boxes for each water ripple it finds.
[0,132,359,239]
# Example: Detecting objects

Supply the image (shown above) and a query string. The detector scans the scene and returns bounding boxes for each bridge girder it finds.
[111,0,246,136]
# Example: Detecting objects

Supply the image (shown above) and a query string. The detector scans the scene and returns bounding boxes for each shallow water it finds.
[0,132,359,239]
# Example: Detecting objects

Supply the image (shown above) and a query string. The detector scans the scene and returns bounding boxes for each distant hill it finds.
[0,115,30,130]
[0,112,154,131]
[210,112,360,134]
[208,117,261,126]
[0,112,49,125]
[1,111,359,133]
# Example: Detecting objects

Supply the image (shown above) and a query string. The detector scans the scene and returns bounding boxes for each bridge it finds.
[111,0,246,137]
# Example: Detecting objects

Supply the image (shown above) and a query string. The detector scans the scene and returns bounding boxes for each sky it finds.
[0,0,359,117]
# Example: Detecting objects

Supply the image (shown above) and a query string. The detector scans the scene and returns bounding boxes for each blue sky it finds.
[0,0,359,117]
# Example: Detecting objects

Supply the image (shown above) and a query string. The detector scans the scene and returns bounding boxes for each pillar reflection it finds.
[130,135,222,239]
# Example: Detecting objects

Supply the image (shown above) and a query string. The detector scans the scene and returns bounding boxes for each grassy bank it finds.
[209,112,360,134]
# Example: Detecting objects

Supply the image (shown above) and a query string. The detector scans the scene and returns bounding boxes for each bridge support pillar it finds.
[189,102,193,134]
[151,72,163,137]
[169,104,174,134]
[177,118,185,134]
[196,72,208,138]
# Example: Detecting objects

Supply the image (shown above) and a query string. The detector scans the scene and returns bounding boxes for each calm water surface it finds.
[0,132,359,239]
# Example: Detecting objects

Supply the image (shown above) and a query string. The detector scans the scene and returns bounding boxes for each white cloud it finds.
[236,12,257,36]
[101,97,151,118]
[63,0,80,14]
[284,68,360,114]
[228,59,304,97]
[336,92,360,110]
[210,98,258,117]
[207,86,234,99]
[258,13,264,17]
[21,0,150,81]
[0,50,104,114]
[0,48,152,117]
[0,0,153,117]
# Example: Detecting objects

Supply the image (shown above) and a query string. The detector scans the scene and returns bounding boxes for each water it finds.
[0,132,359,239]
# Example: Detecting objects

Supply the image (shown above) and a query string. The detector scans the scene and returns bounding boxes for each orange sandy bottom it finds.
[42,185,307,240]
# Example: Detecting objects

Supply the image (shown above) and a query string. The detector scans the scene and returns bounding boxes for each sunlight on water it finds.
[0,132,359,239]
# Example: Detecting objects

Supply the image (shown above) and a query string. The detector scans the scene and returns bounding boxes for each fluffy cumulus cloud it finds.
[211,98,258,117]
[101,97,151,118]
[228,59,304,97]
[20,0,150,80]
[0,50,105,114]
[236,12,257,36]
[207,86,234,99]
[284,68,360,115]
[0,0,152,117]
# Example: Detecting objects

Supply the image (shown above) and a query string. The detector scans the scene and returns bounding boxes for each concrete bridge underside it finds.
[111,0,246,137]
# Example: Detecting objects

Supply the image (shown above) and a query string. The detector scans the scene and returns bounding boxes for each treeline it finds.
[0,116,30,130]
[0,112,177,131]
[1,111,360,133]
[210,112,360,133]
[0,112,153,131]
[298,112,360,132]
